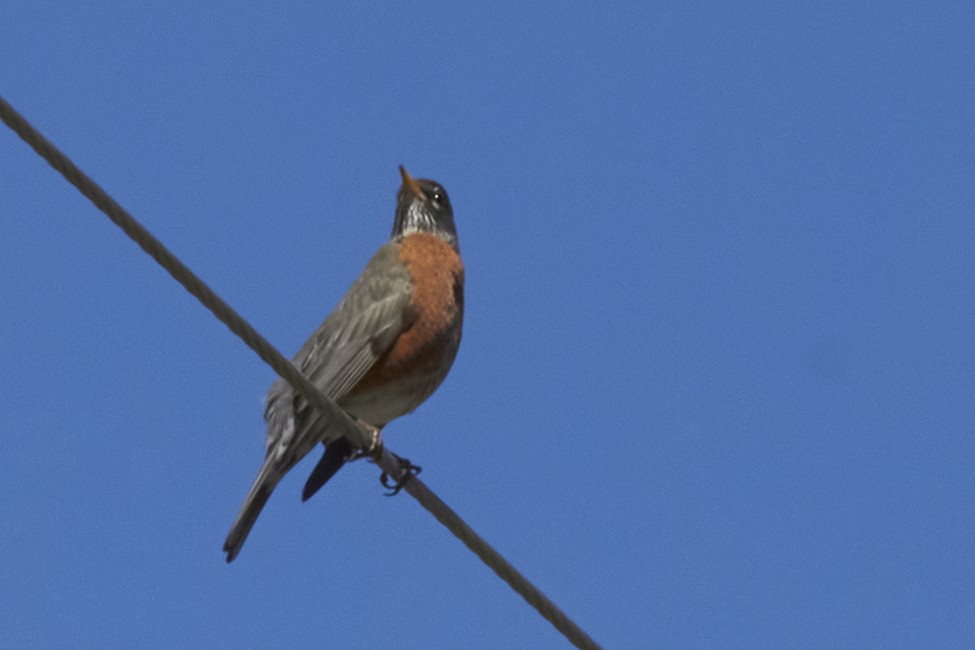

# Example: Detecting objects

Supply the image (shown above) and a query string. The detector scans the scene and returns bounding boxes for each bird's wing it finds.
[264,241,413,455]
[224,242,412,562]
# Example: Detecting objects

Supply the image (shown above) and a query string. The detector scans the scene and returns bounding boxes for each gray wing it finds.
[263,241,414,455]
[224,242,413,561]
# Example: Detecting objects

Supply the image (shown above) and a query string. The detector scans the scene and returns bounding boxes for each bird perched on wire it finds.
[223,166,464,562]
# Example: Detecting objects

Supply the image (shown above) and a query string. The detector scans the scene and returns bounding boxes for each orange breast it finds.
[351,232,464,398]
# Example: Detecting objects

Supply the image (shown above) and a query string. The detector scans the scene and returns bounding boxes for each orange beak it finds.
[399,165,426,200]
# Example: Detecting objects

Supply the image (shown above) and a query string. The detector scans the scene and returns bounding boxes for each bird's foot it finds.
[380,454,422,496]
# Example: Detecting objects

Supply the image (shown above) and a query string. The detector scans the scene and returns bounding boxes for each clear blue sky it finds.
[2,3,973,648]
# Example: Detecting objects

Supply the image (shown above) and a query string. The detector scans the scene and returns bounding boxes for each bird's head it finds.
[393,166,458,250]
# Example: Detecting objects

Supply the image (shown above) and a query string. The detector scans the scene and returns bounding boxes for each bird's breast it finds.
[343,233,464,424]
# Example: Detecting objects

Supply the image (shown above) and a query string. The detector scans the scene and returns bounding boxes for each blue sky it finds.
[2,2,973,648]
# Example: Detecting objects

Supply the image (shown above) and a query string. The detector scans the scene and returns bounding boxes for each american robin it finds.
[223,166,463,562]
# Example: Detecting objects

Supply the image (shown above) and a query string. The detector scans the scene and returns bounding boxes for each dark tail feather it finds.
[224,465,279,563]
[302,437,354,502]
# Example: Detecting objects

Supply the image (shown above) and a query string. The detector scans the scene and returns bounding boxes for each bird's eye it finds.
[431,192,443,206]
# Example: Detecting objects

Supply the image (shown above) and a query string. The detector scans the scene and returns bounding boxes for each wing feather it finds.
[263,242,413,454]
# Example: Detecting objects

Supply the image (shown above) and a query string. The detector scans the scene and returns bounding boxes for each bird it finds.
[223,166,464,562]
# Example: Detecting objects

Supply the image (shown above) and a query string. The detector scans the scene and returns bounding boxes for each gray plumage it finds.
[223,243,413,562]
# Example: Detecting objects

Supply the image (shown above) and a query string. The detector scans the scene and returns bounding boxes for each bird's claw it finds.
[380,455,422,496]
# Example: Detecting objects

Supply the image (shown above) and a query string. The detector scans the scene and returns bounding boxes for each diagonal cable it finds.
[0,95,603,650]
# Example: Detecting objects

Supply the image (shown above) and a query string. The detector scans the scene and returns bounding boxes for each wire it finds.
[0,95,603,650]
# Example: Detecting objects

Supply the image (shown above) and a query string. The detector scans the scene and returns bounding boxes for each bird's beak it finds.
[399,165,426,201]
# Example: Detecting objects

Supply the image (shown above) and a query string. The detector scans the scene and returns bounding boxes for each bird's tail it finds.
[223,461,282,563]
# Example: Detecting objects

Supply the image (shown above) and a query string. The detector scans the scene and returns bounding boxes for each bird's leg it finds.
[350,420,384,461]
[352,420,421,494]
[380,453,422,496]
